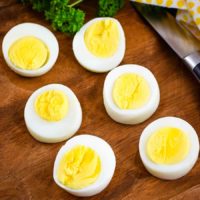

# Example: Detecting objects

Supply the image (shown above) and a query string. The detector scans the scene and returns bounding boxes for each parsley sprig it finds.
[98,0,124,17]
[45,0,85,35]
[20,0,125,35]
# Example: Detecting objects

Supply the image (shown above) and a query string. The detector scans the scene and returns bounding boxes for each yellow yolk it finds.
[112,73,150,109]
[84,19,119,58]
[8,36,48,70]
[34,90,68,121]
[146,127,190,165]
[57,145,101,189]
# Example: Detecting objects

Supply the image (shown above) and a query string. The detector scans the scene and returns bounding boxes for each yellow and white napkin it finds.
[132,0,200,40]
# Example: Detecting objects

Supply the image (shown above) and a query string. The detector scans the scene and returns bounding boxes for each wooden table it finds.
[1,1,200,199]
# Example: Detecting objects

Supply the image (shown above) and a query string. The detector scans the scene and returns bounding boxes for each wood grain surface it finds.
[1,1,200,200]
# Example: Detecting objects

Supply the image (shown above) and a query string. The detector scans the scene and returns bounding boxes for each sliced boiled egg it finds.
[53,134,116,197]
[103,64,160,124]
[73,17,125,73]
[139,117,199,180]
[2,23,59,77]
[24,84,82,143]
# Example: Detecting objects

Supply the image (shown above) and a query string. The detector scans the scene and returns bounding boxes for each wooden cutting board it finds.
[1,1,200,199]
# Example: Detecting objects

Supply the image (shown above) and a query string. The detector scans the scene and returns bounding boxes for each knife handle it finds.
[184,52,200,82]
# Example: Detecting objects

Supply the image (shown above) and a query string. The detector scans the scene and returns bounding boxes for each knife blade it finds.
[132,2,200,82]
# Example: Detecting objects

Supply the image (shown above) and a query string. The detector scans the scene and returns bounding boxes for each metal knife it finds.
[132,2,200,82]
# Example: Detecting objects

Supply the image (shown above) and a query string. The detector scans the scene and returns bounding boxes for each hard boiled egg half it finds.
[139,117,199,180]
[103,64,160,124]
[53,134,116,197]
[2,23,59,77]
[24,84,82,143]
[73,17,125,73]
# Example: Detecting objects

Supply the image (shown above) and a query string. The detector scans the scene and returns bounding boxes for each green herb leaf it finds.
[98,0,124,17]
[45,4,85,35]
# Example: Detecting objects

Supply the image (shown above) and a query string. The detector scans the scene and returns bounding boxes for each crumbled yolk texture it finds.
[8,36,48,70]
[147,127,190,165]
[112,73,150,109]
[34,90,68,121]
[84,19,119,58]
[57,145,101,189]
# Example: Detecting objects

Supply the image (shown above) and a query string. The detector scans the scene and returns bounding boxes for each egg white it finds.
[53,134,116,197]
[2,23,59,77]
[103,64,160,124]
[24,84,82,143]
[73,17,125,73]
[139,117,199,180]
